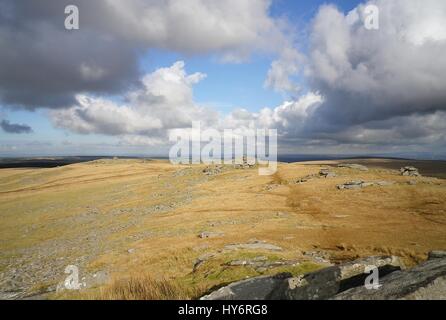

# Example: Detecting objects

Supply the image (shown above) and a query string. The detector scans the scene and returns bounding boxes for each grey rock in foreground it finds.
[201,253,446,300]
[428,251,446,260]
[201,273,291,300]
[201,256,404,300]
[333,255,446,300]
[270,256,404,300]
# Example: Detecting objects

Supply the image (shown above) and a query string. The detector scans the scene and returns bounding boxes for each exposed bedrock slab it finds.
[201,256,404,300]
[270,256,404,300]
[333,256,446,300]
[200,273,292,300]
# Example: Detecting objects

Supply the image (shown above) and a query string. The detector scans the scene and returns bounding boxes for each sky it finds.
[1,0,446,159]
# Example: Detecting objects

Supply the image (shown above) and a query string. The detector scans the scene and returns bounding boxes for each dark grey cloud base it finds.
[0,119,32,134]
[0,0,140,109]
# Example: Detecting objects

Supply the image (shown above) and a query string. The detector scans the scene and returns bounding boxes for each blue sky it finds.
[141,0,363,113]
[2,0,363,155]
[1,0,446,158]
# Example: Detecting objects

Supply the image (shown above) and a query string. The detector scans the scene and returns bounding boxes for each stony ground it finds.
[0,158,445,299]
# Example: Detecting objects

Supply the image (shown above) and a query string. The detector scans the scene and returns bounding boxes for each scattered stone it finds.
[233,156,256,169]
[224,240,283,252]
[226,257,298,271]
[374,180,394,186]
[203,165,224,176]
[275,212,287,218]
[400,166,420,177]
[319,168,337,178]
[127,248,135,254]
[199,231,224,239]
[294,178,309,184]
[337,180,394,190]
[264,184,279,191]
[302,251,332,264]
[337,180,364,190]
[408,180,417,185]
[333,215,350,218]
[337,164,368,171]
[291,174,318,184]
[360,182,374,188]
[193,253,216,272]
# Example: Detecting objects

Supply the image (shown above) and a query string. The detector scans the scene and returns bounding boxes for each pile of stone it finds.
[198,231,224,239]
[319,168,336,178]
[337,180,394,190]
[201,252,446,300]
[400,166,420,177]
[202,165,223,176]
[291,174,318,184]
[336,180,365,190]
[233,156,256,169]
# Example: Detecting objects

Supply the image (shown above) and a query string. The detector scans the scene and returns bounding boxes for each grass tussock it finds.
[96,275,201,300]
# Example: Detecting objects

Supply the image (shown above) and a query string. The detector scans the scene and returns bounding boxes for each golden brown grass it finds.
[96,275,201,300]
[1,158,445,299]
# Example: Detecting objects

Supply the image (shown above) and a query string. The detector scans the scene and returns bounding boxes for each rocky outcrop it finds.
[428,251,446,259]
[269,256,404,300]
[337,180,364,190]
[199,231,224,239]
[201,273,292,300]
[400,166,420,177]
[201,253,446,300]
[319,168,336,178]
[337,180,394,190]
[201,256,403,300]
[223,240,283,252]
[203,165,224,176]
[333,253,446,300]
